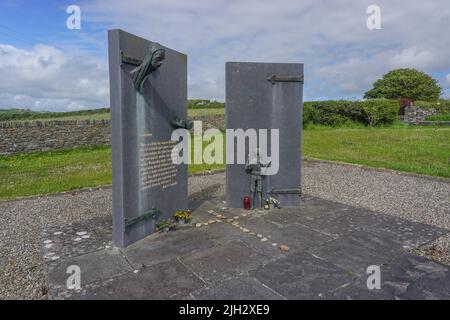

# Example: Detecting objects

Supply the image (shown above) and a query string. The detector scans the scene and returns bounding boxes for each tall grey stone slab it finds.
[226,62,303,208]
[108,29,188,247]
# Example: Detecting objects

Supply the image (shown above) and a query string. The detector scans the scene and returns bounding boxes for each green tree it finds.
[364,68,441,101]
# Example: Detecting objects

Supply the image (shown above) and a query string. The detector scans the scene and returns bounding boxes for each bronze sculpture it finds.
[245,148,271,209]
[130,43,165,94]
[172,117,194,130]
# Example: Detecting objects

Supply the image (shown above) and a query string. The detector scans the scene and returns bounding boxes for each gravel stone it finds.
[303,159,450,230]
[416,234,450,265]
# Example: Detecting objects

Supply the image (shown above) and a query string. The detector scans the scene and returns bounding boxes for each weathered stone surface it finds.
[363,216,448,248]
[191,276,284,300]
[298,209,384,238]
[42,196,449,300]
[179,241,268,283]
[309,230,407,276]
[47,248,132,297]
[0,116,224,155]
[268,223,334,252]
[330,253,450,300]
[251,251,354,299]
[124,228,219,268]
[400,105,439,123]
[42,216,113,263]
[62,259,204,300]
[108,29,188,247]
[0,120,110,155]
[226,62,303,208]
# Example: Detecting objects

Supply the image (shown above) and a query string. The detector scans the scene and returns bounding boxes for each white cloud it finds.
[2,0,450,111]
[83,0,450,101]
[389,47,436,70]
[0,44,109,111]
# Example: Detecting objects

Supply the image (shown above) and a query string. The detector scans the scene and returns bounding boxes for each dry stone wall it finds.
[0,115,225,155]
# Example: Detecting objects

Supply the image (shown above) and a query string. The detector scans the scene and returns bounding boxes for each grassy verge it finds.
[0,138,225,200]
[0,146,112,199]
[1,127,449,200]
[303,126,450,177]
[425,114,450,121]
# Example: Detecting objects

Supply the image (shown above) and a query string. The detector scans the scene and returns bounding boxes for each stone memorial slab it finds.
[226,62,303,209]
[108,29,188,247]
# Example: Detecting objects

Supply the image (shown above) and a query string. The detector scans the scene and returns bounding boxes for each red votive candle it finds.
[243,196,251,210]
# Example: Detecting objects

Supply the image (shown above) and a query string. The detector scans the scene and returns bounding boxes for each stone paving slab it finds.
[46,248,132,296]
[330,253,450,300]
[298,209,383,239]
[364,217,447,249]
[42,196,450,300]
[59,259,204,300]
[250,251,355,299]
[190,276,285,300]
[124,228,220,269]
[179,241,269,284]
[201,221,244,244]
[42,217,113,264]
[309,230,407,276]
[267,224,334,252]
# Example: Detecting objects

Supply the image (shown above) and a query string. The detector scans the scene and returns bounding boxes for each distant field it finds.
[0,126,448,200]
[0,107,224,122]
[188,108,225,117]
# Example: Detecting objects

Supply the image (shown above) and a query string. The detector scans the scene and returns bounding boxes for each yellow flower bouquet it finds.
[174,210,192,224]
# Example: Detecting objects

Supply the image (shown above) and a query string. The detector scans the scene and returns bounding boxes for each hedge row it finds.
[303,99,399,127]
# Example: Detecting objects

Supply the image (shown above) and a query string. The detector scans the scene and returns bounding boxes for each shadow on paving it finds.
[41,195,450,300]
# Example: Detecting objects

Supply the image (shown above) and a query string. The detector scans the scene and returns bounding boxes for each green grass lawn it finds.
[425,113,450,121]
[0,127,449,200]
[303,126,450,177]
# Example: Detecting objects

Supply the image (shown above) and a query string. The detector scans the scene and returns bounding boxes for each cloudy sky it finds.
[0,0,449,111]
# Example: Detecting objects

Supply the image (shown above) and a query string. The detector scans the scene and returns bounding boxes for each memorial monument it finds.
[108,30,189,247]
[226,62,304,209]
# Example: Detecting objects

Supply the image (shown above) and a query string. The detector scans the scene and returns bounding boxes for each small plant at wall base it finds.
[156,219,177,232]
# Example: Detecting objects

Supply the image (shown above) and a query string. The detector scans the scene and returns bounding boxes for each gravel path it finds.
[302,159,450,230]
[1,161,449,299]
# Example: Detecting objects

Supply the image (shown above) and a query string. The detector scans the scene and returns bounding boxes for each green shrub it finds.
[360,99,398,126]
[303,99,398,127]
